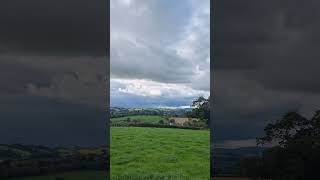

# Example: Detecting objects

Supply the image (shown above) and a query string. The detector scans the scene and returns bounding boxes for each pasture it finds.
[111,115,166,124]
[111,127,210,180]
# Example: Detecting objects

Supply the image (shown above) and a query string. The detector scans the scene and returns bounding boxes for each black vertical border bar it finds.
[106,0,111,178]
[210,0,215,178]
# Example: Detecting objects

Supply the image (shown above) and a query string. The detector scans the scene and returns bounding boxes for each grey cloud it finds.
[0,0,108,56]
[214,0,320,93]
[0,0,109,147]
[111,0,210,91]
[111,37,194,83]
[0,56,108,146]
[0,59,52,94]
[2,56,109,109]
[212,69,320,141]
[212,0,320,141]
[111,0,192,46]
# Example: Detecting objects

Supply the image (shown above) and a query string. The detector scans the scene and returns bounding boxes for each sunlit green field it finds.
[14,171,107,180]
[111,127,210,180]
[111,115,166,123]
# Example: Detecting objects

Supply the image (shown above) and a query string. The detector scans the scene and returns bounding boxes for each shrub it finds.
[169,119,175,124]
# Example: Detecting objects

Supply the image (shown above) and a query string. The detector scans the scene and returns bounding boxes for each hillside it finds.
[110,107,192,118]
[0,144,108,178]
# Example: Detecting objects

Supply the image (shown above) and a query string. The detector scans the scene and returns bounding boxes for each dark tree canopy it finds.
[257,111,320,148]
[241,110,320,180]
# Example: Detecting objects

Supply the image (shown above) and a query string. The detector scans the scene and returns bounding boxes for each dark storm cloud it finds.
[214,0,320,93]
[0,60,51,94]
[0,56,108,146]
[0,57,108,109]
[0,0,109,146]
[0,0,108,56]
[212,0,320,142]
[0,94,107,146]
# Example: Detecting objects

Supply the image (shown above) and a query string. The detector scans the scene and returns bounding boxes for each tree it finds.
[240,110,320,179]
[132,119,138,124]
[126,117,131,122]
[257,111,309,147]
[187,96,210,127]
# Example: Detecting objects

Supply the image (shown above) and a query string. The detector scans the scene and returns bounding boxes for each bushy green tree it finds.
[169,119,175,124]
[187,96,210,127]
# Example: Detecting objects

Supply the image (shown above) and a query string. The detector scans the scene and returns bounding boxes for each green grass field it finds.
[111,115,166,124]
[111,127,210,180]
[13,171,107,180]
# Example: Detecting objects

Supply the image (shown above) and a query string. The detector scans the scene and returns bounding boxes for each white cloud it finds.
[119,0,132,6]
[112,78,209,98]
[156,105,193,109]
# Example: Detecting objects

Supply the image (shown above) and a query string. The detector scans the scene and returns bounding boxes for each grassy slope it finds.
[0,145,31,157]
[111,127,210,180]
[111,115,166,123]
[13,171,107,180]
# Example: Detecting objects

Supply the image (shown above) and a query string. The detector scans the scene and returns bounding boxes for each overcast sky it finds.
[110,0,210,108]
[213,0,320,146]
[4,0,320,149]
[0,0,108,146]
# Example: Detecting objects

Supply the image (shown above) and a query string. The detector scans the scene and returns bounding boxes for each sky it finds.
[2,0,320,150]
[110,0,210,108]
[212,0,320,147]
[0,0,108,146]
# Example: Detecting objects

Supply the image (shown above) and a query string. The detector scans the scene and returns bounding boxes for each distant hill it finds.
[110,107,192,118]
[0,144,108,178]
[211,146,265,176]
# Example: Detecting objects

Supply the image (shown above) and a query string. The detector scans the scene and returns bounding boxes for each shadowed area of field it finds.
[13,171,107,180]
